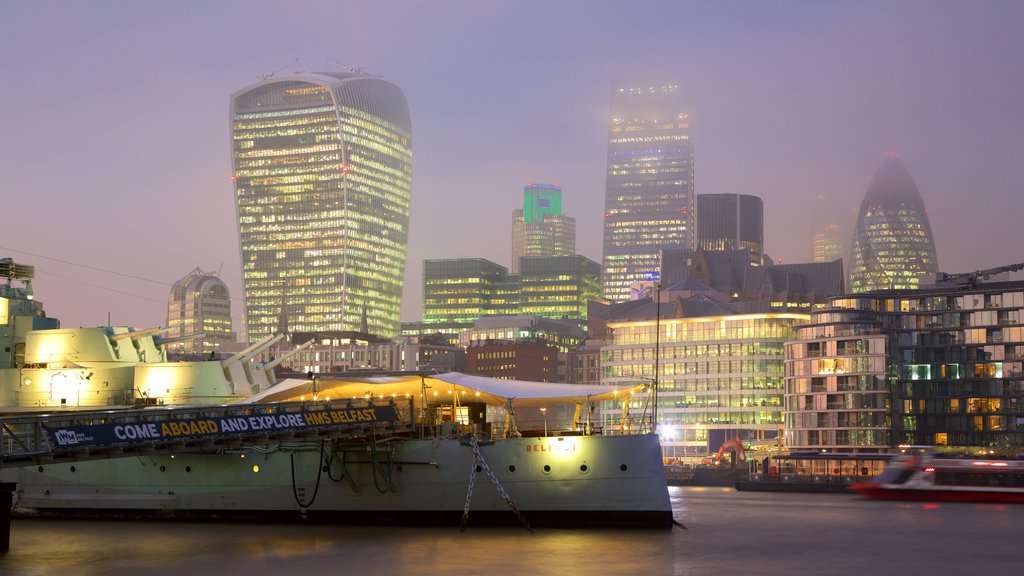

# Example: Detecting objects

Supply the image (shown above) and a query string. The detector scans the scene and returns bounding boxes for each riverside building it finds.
[230,72,412,342]
[600,287,809,459]
[785,273,1024,451]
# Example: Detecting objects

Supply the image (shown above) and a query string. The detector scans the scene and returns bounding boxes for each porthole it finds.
[185,466,192,473]
[160,465,166,472]
[620,464,628,472]
[252,465,260,473]
[70,466,76,473]
[475,465,482,473]
[38,466,43,473]
[580,464,589,473]
[508,465,517,473]
[543,464,551,473]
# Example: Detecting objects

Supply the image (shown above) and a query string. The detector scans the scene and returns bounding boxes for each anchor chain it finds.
[460,434,533,532]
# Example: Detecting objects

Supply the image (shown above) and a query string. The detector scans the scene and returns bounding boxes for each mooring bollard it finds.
[0,482,15,552]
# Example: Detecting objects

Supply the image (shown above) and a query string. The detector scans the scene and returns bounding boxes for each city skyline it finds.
[3,1,1024,331]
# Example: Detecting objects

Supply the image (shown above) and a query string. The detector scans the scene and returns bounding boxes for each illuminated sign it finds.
[44,405,399,449]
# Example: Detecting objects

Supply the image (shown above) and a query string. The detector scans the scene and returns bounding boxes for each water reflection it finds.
[2,487,1023,576]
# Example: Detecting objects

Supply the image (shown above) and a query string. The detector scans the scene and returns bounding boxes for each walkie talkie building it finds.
[230,72,412,341]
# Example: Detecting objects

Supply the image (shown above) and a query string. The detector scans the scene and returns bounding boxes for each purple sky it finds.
[3,1,1023,332]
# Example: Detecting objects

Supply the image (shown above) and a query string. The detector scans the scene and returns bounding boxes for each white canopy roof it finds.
[243,371,642,408]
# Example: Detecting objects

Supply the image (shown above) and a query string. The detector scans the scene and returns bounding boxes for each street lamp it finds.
[653,283,661,434]
[540,407,548,437]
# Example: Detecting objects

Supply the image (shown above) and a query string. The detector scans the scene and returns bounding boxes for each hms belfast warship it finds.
[0,258,674,528]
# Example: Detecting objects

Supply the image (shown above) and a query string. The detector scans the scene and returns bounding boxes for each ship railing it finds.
[0,398,414,466]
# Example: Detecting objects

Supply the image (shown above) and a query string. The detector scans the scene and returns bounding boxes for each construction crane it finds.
[936,261,1024,289]
[257,59,299,81]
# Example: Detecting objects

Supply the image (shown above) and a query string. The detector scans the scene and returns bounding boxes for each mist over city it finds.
[2,0,1022,330]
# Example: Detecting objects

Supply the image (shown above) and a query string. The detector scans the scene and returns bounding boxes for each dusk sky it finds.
[3,1,1023,333]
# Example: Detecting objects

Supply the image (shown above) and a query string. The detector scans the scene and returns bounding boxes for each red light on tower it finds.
[340,165,352,174]
[229,175,237,181]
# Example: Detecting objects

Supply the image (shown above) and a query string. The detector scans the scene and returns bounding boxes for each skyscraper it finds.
[230,72,412,341]
[165,268,235,354]
[812,223,842,264]
[848,157,938,292]
[602,81,694,301]
[697,193,763,265]
[511,184,575,273]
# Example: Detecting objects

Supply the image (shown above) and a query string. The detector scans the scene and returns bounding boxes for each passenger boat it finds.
[850,453,1024,503]
[0,258,675,528]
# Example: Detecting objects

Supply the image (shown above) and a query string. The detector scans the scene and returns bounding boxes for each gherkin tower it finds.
[848,157,938,293]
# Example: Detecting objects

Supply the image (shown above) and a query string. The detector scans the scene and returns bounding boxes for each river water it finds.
[2,486,1022,575]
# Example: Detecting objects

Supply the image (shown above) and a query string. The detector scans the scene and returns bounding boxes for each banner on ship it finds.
[43,405,399,449]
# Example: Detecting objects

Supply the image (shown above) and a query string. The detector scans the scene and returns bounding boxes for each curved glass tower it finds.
[848,157,937,293]
[230,73,412,341]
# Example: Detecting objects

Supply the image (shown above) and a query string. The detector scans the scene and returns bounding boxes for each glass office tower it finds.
[602,81,694,301]
[848,157,938,293]
[697,193,764,265]
[230,73,412,341]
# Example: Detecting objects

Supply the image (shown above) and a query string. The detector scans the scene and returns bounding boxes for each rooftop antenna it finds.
[258,59,299,81]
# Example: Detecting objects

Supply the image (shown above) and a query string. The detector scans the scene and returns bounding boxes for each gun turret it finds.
[221,333,284,369]
[109,327,170,341]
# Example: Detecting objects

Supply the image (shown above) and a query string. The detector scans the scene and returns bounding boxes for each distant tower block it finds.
[602,81,694,301]
[812,223,842,264]
[697,194,764,265]
[166,268,236,354]
[511,184,575,273]
[848,157,938,292]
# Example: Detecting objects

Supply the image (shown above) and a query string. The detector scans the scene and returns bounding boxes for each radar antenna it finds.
[258,59,299,81]
[936,262,1024,289]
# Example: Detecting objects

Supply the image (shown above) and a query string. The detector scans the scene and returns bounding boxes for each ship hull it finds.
[5,433,674,528]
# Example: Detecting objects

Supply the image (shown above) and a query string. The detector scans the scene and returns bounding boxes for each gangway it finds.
[0,398,413,467]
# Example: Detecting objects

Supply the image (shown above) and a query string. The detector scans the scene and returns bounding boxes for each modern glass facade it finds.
[602,81,694,301]
[848,157,938,293]
[785,281,1024,450]
[230,73,412,342]
[603,312,808,457]
[421,256,601,336]
[785,310,891,452]
[422,259,508,334]
[511,184,575,274]
[697,194,763,265]
[165,268,235,354]
[518,256,601,322]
